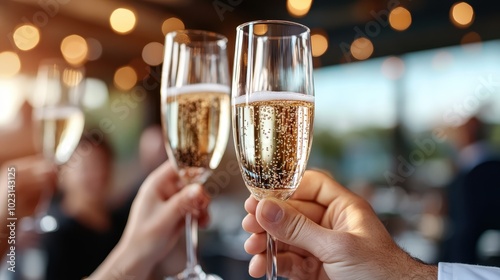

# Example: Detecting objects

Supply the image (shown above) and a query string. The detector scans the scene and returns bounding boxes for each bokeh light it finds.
[461,31,482,52]
[253,24,268,35]
[60,34,88,65]
[162,17,185,36]
[350,37,374,61]
[114,66,137,91]
[83,78,109,109]
[287,0,313,18]
[110,8,137,34]
[381,56,405,80]
[0,52,21,77]
[142,42,164,66]
[311,33,328,57]
[13,24,40,51]
[450,2,474,28]
[86,38,103,61]
[389,7,412,31]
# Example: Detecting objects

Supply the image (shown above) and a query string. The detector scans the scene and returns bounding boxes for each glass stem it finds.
[185,212,199,271]
[267,232,278,280]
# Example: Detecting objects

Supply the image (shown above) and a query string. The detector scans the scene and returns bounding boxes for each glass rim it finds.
[165,29,228,46]
[236,19,310,38]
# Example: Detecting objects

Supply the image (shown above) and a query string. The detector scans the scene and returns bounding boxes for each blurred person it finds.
[440,117,500,265]
[242,170,500,280]
[37,134,127,280]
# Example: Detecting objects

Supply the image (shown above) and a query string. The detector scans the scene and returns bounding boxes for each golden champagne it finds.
[234,92,314,200]
[34,106,85,165]
[163,84,230,184]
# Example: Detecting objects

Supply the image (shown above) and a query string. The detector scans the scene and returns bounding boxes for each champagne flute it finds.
[30,59,86,233]
[161,30,230,280]
[231,20,315,279]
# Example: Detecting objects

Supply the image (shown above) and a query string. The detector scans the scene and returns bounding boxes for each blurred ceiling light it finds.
[114,66,137,91]
[287,0,313,18]
[381,56,405,80]
[450,2,474,28]
[82,78,109,109]
[253,24,268,35]
[0,78,24,126]
[389,7,412,31]
[86,38,103,61]
[162,17,185,36]
[350,37,373,61]
[311,33,328,57]
[60,34,88,65]
[0,52,21,77]
[110,8,137,34]
[142,42,164,66]
[13,24,40,51]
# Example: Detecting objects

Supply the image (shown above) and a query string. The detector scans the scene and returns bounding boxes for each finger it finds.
[159,184,209,233]
[292,170,356,207]
[287,200,326,224]
[244,233,267,255]
[242,214,264,234]
[141,161,181,200]
[248,254,266,278]
[248,252,319,279]
[256,198,339,262]
[244,195,258,215]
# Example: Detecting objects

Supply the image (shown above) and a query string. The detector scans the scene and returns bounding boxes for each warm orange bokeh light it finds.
[142,42,164,66]
[162,17,185,36]
[287,0,313,18]
[13,24,40,51]
[311,33,328,57]
[389,7,412,31]
[0,52,21,77]
[450,2,474,28]
[110,8,137,34]
[60,34,88,65]
[114,66,137,91]
[350,37,374,61]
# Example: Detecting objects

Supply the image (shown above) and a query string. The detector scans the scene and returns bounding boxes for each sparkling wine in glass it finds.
[231,20,315,279]
[30,59,85,233]
[161,30,230,280]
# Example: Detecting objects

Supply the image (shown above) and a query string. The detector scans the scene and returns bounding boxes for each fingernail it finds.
[249,256,256,269]
[261,199,283,223]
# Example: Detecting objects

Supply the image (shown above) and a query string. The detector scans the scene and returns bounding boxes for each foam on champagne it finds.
[165,83,230,96]
[233,91,314,105]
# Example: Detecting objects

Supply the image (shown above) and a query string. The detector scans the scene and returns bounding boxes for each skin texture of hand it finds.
[89,161,210,280]
[242,170,438,280]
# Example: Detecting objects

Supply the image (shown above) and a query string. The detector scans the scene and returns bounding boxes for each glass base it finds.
[165,265,222,280]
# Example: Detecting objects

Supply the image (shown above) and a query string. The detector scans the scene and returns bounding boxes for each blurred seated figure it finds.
[440,116,500,265]
[40,134,130,280]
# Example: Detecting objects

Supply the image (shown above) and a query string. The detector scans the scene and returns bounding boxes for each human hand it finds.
[243,170,437,280]
[89,161,210,280]
[0,155,57,219]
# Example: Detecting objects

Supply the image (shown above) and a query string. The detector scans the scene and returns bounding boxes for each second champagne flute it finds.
[232,20,315,279]
[161,30,230,280]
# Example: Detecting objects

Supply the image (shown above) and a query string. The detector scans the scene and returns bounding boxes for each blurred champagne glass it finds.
[161,30,230,280]
[231,20,315,279]
[29,59,85,233]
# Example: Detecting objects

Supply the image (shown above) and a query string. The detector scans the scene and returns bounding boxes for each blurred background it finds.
[1,0,500,279]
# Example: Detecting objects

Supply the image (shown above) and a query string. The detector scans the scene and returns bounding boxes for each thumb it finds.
[256,198,335,260]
